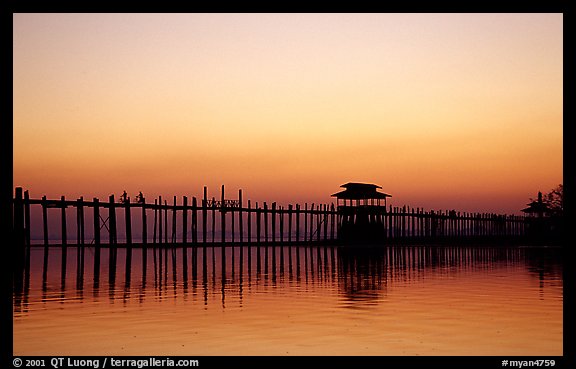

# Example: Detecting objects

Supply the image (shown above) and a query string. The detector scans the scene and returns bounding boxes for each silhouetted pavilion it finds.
[332,183,391,244]
[331,183,391,208]
[521,191,550,218]
[521,191,557,241]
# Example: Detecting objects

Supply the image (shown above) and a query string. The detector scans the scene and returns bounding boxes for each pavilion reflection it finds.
[13,244,562,314]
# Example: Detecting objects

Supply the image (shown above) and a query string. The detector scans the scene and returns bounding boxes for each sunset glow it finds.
[13,13,563,214]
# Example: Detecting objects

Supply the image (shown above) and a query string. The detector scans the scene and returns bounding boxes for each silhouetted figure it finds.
[120,190,128,204]
[136,191,144,204]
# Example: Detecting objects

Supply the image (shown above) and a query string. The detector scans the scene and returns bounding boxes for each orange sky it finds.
[13,13,562,214]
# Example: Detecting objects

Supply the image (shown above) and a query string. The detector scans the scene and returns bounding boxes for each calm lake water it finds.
[13,245,562,356]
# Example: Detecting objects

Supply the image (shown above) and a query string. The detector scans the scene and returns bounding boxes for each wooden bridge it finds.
[12,185,530,248]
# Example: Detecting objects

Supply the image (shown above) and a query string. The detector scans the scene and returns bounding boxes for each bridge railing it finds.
[12,186,528,247]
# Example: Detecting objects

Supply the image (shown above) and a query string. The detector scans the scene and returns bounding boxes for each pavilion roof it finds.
[331,182,391,199]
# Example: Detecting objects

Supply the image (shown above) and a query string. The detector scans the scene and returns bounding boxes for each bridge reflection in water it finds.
[13,244,562,312]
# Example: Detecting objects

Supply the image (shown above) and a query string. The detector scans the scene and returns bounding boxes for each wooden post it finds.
[14,187,25,248]
[458,211,462,238]
[247,200,252,244]
[192,197,198,244]
[309,204,315,242]
[279,206,284,243]
[404,207,409,238]
[388,205,393,239]
[183,196,188,244]
[109,195,116,245]
[411,208,415,238]
[470,213,480,237]
[142,198,147,245]
[93,198,100,246]
[231,198,235,243]
[264,202,269,243]
[323,204,328,241]
[330,203,335,240]
[494,214,498,237]
[416,208,421,238]
[202,187,207,244]
[154,199,159,244]
[438,210,442,237]
[288,204,293,243]
[221,185,226,244]
[22,190,31,246]
[391,206,395,238]
[420,208,425,238]
[432,210,437,238]
[125,198,132,246]
[420,208,428,237]
[381,209,386,240]
[271,202,276,244]
[76,197,81,245]
[42,196,49,246]
[211,197,216,243]
[164,199,168,244]
[60,195,67,246]
[457,212,461,238]
[239,190,243,244]
[280,224,284,264]
[394,207,398,238]
[296,204,300,242]
[477,213,481,237]
[402,206,406,238]
[172,196,177,243]
[399,207,403,238]
[256,202,261,244]
[304,203,308,242]
[80,197,85,244]
[316,205,321,242]
[424,209,428,238]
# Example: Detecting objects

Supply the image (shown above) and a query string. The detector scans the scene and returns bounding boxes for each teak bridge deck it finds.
[12,186,529,248]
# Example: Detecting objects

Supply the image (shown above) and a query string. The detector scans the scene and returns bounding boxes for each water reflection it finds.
[13,244,563,314]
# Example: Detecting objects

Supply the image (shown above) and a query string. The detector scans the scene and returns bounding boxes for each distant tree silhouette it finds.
[542,184,563,216]
[524,184,563,243]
